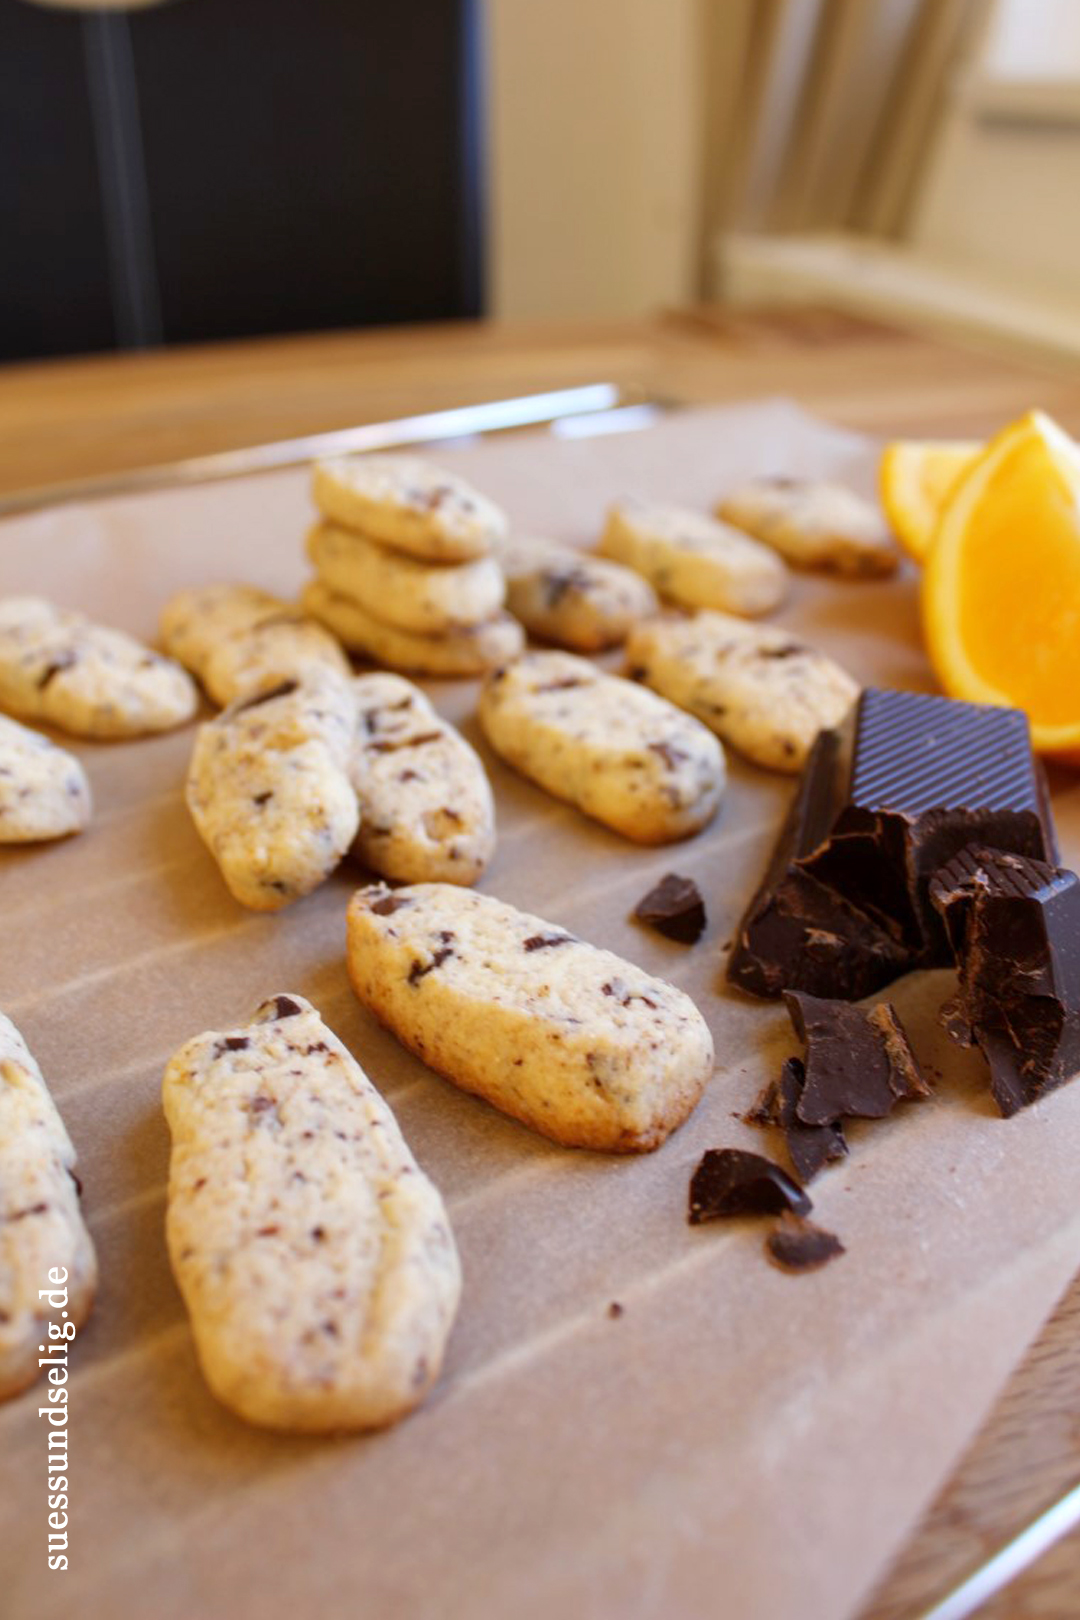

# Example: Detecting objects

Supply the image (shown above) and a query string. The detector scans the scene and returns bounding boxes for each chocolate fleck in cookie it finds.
[0,1012,97,1401]
[303,579,524,677]
[598,500,788,617]
[497,535,658,651]
[0,596,196,739]
[351,673,495,886]
[478,650,725,843]
[626,611,858,773]
[307,523,505,634]
[161,582,349,707]
[312,454,507,562]
[717,477,898,576]
[0,715,91,842]
[163,993,461,1432]
[347,884,714,1152]
[186,666,359,911]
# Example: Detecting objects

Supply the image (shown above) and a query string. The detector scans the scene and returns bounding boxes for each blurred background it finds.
[3,0,1079,364]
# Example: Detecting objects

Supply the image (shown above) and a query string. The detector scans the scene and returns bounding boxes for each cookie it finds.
[0,596,196,739]
[160,583,350,707]
[717,477,898,576]
[307,523,505,634]
[0,1012,97,1401]
[626,612,859,773]
[351,673,494,885]
[303,580,524,677]
[478,650,725,843]
[347,884,714,1151]
[497,536,658,651]
[0,715,91,842]
[598,501,788,617]
[186,667,359,910]
[312,454,507,562]
[163,993,461,1432]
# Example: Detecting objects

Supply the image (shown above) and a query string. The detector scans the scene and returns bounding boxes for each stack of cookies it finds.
[302,454,525,676]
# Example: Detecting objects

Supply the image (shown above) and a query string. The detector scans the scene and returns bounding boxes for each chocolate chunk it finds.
[633,873,707,944]
[370,892,411,916]
[688,1148,810,1224]
[271,995,303,1019]
[771,1056,848,1183]
[765,1213,845,1272]
[785,991,930,1125]
[727,688,1058,1001]
[213,1035,251,1057]
[522,933,573,952]
[930,845,1080,1115]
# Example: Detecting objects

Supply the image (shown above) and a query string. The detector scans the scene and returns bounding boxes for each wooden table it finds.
[3,306,1079,1619]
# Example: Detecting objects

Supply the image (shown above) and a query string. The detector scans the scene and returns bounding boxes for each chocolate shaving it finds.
[633,873,706,944]
[522,933,574,952]
[688,1148,810,1224]
[231,679,299,714]
[408,947,454,983]
[765,1213,845,1272]
[36,652,77,688]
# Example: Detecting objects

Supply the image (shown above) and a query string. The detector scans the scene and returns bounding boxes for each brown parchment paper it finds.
[3,398,1080,1620]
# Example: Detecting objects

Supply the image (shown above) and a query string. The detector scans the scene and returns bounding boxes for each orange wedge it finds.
[922,409,1080,759]
[880,439,980,561]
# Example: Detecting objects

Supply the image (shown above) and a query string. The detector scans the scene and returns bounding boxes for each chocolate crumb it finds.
[223,1035,250,1052]
[633,873,706,944]
[607,1301,624,1319]
[271,995,303,1019]
[765,1213,845,1273]
[688,1148,810,1224]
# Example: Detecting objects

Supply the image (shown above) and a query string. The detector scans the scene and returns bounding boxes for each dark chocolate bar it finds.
[727,688,1057,1000]
[930,845,1080,1115]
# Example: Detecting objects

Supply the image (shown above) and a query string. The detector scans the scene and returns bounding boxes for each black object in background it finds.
[0,0,484,361]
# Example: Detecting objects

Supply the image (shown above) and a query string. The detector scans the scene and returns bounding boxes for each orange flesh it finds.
[957,438,1080,726]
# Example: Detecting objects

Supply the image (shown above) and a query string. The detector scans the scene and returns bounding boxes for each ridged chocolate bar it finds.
[727,688,1058,1000]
